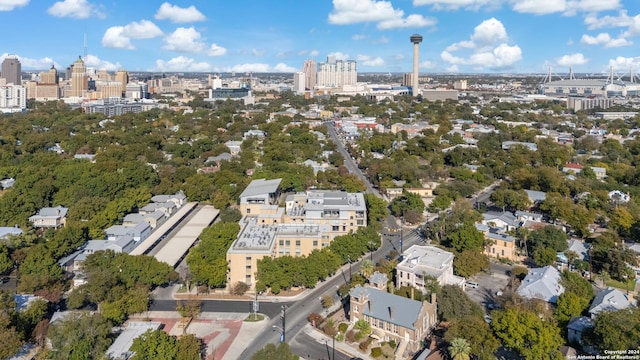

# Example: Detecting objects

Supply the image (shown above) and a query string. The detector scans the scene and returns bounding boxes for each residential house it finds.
[139,201,176,217]
[588,288,634,319]
[515,211,543,223]
[302,159,330,175]
[517,265,565,304]
[481,228,518,262]
[567,316,594,349]
[29,205,68,228]
[562,163,584,175]
[502,141,538,151]
[396,245,466,291]
[243,129,266,140]
[349,285,437,352]
[150,192,187,208]
[524,189,547,204]
[591,166,607,180]
[105,222,151,242]
[122,211,166,229]
[482,212,520,232]
[0,226,22,240]
[225,140,243,156]
[206,152,233,164]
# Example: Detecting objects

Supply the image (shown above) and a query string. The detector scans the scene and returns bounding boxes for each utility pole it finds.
[332,333,336,360]
[280,305,288,342]
[347,256,352,283]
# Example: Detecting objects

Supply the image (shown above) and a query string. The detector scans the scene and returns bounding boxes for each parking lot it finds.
[465,262,512,308]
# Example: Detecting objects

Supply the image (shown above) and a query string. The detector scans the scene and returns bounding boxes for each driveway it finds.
[465,262,512,307]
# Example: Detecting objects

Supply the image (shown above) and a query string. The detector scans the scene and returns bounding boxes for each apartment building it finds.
[396,245,465,292]
[227,178,367,289]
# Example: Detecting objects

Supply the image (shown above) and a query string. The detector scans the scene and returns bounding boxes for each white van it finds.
[466,281,479,289]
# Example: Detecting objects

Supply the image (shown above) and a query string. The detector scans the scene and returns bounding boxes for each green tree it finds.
[437,285,483,321]
[554,292,589,325]
[588,307,640,351]
[492,307,563,360]
[130,329,178,360]
[0,312,23,360]
[453,250,489,278]
[176,334,203,360]
[448,337,472,360]
[0,243,13,274]
[449,223,485,252]
[445,316,499,360]
[251,342,298,360]
[364,193,389,232]
[533,247,557,266]
[48,312,112,360]
[186,222,240,288]
[390,191,424,218]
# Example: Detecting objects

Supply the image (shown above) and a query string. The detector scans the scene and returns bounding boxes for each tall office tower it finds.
[96,69,112,81]
[317,56,357,87]
[293,72,306,93]
[410,34,423,96]
[302,59,316,90]
[70,56,88,97]
[115,69,129,96]
[1,55,22,85]
[39,65,58,84]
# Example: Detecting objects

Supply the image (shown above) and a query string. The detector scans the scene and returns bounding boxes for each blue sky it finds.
[1,0,639,74]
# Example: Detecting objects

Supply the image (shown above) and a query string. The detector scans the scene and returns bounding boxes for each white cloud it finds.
[252,49,266,57]
[556,53,588,67]
[420,60,437,69]
[297,50,320,57]
[441,18,521,70]
[607,56,640,71]
[624,14,640,37]
[0,53,60,69]
[580,33,632,48]
[0,0,28,11]
[102,20,163,50]
[163,27,206,53]
[329,0,437,30]
[85,54,122,71]
[328,52,350,60]
[511,0,620,15]
[413,0,499,11]
[511,0,566,15]
[446,64,459,73]
[154,2,205,23]
[47,0,103,19]
[584,11,633,30]
[309,50,320,57]
[155,56,211,72]
[273,63,297,72]
[207,44,227,57]
[356,54,385,67]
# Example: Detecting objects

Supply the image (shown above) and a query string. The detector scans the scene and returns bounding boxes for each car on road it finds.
[466,281,479,289]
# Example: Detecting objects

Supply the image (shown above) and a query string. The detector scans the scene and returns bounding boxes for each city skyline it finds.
[0,0,639,74]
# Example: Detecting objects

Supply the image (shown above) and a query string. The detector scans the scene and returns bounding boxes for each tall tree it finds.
[448,337,472,360]
[492,307,563,360]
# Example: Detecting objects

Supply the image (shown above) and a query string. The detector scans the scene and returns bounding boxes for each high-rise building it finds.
[1,55,22,86]
[39,65,58,85]
[0,84,27,113]
[302,59,316,90]
[70,56,88,97]
[115,69,129,96]
[317,56,357,87]
[293,72,305,93]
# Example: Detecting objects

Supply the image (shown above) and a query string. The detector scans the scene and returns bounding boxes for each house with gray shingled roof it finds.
[517,265,565,304]
[349,285,437,352]
[588,288,633,318]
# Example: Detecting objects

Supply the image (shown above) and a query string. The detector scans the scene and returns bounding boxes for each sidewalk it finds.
[168,284,313,302]
[302,324,376,360]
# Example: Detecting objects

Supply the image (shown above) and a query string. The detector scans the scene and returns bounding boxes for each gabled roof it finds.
[524,189,547,202]
[34,205,68,217]
[350,285,425,330]
[589,288,632,316]
[517,265,564,303]
[567,316,593,332]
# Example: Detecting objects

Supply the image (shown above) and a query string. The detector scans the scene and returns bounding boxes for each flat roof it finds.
[152,205,219,267]
[240,178,282,199]
[398,245,454,275]
[229,217,277,253]
[129,202,198,256]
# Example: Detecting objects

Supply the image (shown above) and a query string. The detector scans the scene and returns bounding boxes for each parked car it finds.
[466,281,479,289]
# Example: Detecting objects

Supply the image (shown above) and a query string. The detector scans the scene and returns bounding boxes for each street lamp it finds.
[347,256,352,283]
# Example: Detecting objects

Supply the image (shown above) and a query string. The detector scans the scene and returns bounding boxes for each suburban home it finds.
[349,284,437,352]
[524,189,547,204]
[206,152,233,164]
[396,245,466,291]
[501,141,538,151]
[150,192,187,208]
[588,288,634,319]
[105,222,151,242]
[29,205,69,228]
[482,212,520,232]
[517,265,565,304]
[302,159,330,175]
[515,211,543,223]
[478,226,519,262]
[106,321,163,360]
[567,316,594,350]
[0,226,22,240]
[122,211,166,229]
[139,201,177,217]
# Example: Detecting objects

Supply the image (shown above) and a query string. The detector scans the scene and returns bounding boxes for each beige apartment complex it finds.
[227,178,367,290]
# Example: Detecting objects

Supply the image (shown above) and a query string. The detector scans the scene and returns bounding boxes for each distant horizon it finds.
[1,1,639,74]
